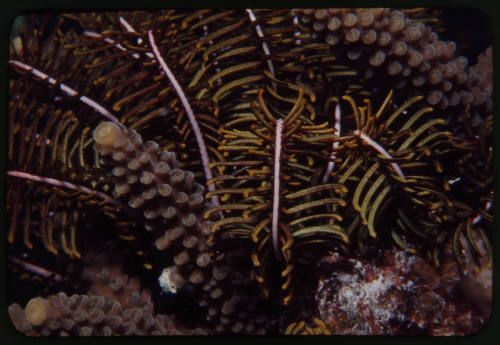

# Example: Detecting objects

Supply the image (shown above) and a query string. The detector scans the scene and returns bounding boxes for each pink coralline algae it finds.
[315,248,491,335]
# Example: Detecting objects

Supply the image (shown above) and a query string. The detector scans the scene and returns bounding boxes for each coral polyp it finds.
[7,8,492,335]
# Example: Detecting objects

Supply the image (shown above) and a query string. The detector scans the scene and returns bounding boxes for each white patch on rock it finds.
[158,266,184,294]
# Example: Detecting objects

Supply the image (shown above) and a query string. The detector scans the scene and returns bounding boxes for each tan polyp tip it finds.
[93,121,123,148]
[24,297,49,326]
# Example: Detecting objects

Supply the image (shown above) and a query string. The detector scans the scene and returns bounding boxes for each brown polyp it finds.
[361,29,377,44]
[419,61,431,73]
[427,90,443,105]
[422,45,436,61]
[189,270,205,284]
[407,49,423,68]
[369,50,386,66]
[213,265,229,280]
[358,11,375,27]
[428,69,443,85]
[183,234,198,248]
[327,17,342,31]
[25,297,50,326]
[440,41,455,60]
[167,226,184,241]
[406,23,424,42]
[412,74,426,87]
[140,171,155,185]
[455,71,468,84]
[458,89,473,106]
[387,61,403,75]
[143,209,157,219]
[155,234,170,250]
[158,183,173,197]
[443,62,457,78]
[456,56,468,71]
[127,159,141,171]
[439,95,449,109]
[343,13,358,27]
[346,28,361,43]
[143,141,159,153]
[441,80,453,92]
[112,166,127,177]
[327,9,340,15]
[314,9,328,20]
[182,213,198,227]
[388,15,405,33]
[174,251,190,266]
[138,152,150,165]
[161,205,177,219]
[170,169,185,185]
[393,41,408,56]
[326,34,339,45]
[143,188,157,200]
[183,171,195,190]
[128,195,145,209]
[175,191,189,206]
[434,41,447,57]
[222,300,235,315]
[188,193,204,209]
[196,252,211,267]
[112,151,126,162]
[377,32,391,46]
[371,8,387,19]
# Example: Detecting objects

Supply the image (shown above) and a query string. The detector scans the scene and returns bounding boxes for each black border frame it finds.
[1,1,498,344]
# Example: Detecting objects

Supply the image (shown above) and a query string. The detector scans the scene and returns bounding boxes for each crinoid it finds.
[7,9,493,335]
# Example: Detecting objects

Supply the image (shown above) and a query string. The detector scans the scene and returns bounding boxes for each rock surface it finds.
[315,248,490,335]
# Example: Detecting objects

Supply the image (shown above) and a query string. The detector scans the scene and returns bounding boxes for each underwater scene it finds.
[6,9,493,335]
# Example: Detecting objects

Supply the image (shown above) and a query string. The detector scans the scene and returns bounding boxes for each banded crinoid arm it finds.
[69,10,258,187]
[328,90,473,264]
[7,15,146,257]
[93,121,270,334]
[209,79,350,307]
[69,9,365,190]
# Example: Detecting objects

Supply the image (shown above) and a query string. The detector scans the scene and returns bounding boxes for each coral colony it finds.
[7,9,492,335]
